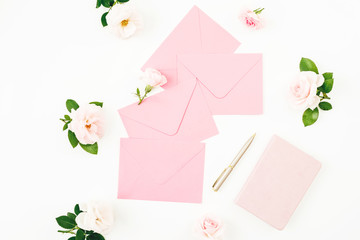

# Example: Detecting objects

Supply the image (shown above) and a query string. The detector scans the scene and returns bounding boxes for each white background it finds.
[1,0,360,239]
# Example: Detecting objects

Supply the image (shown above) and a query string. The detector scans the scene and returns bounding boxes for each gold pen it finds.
[212,133,256,192]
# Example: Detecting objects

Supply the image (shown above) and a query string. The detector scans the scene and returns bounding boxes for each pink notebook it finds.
[235,135,321,230]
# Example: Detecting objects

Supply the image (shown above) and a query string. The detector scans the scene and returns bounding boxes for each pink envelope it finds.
[235,135,321,230]
[142,5,240,89]
[118,64,218,141]
[118,138,206,203]
[177,53,263,115]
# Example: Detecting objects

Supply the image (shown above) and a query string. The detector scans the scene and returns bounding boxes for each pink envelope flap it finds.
[118,74,197,136]
[120,138,205,185]
[178,54,262,98]
[142,6,240,87]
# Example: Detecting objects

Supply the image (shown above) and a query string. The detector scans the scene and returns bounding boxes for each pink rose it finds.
[197,215,223,240]
[68,104,105,145]
[140,68,167,87]
[290,71,325,110]
[240,9,264,29]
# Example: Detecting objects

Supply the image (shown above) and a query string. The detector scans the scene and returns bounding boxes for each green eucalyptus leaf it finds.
[63,123,69,131]
[68,237,76,240]
[76,229,85,240]
[80,142,98,155]
[68,130,79,148]
[136,88,140,95]
[74,204,81,215]
[299,58,319,74]
[56,216,76,229]
[64,115,71,120]
[67,212,77,221]
[96,0,101,8]
[101,12,109,27]
[87,233,105,240]
[319,101,332,111]
[302,107,319,127]
[66,99,79,112]
[318,78,334,93]
[90,102,103,108]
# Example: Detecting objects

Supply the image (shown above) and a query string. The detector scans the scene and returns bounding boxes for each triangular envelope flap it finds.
[198,7,240,53]
[178,54,262,98]
[121,139,205,184]
[118,77,197,135]
[142,6,202,70]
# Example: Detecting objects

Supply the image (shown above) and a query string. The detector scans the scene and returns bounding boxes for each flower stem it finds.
[253,8,265,14]
[58,230,76,235]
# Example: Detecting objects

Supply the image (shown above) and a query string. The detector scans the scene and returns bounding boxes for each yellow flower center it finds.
[85,120,91,130]
[121,19,129,27]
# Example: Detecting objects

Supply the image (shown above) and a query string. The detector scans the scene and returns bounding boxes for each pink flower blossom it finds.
[240,8,264,29]
[140,68,167,87]
[197,215,224,240]
[290,71,324,110]
[68,104,105,145]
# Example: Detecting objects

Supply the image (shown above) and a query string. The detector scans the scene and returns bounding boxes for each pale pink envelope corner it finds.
[118,66,218,141]
[142,5,241,88]
[235,135,321,230]
[178,53,263,115]
[118,138,206,203]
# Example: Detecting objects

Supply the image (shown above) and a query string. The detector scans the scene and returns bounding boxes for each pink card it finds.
[235,135,321,230]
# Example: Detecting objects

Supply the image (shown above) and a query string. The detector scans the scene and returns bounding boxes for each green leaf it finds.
[101,0,112,8]
[87,233,105,240]
[90,102,103,108]
[68,237,76,240]
[136,88,140,96]
[117,0,129,2]
[63,123,69,131]
[66,99,79,112]
[319,101,332,111]
[318,78,334,93]
[68,130,79,148]
[76,229,85,240]
[299,57,319,74]
[302,107,319,127]
[56,216,76,229]
[96,0,101,8]
[74,204,81,215]
[101,12,109,27]
[64,115,71,120]
[323,72,333,80]
[79,142,98,155]
[67,212,77,221]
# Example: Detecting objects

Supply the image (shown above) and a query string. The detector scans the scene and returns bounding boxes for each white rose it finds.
[75,201,114,235]
[289,71,324,110]
[106,3,142,39]
[140,68,167,87]
[68,104,105,145]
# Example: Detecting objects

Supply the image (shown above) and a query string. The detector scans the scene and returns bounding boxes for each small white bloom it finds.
[140,68,167,87]
[106,3,142,39]
[75,201,114,235]
[289,71,324,110]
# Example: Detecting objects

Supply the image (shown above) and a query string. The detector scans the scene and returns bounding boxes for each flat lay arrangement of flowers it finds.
[53,3,340,240]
